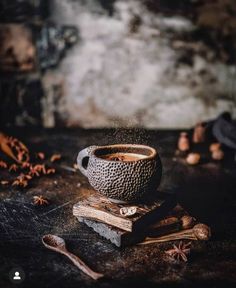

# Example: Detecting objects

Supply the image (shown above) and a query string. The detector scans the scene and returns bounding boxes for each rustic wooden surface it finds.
[0,128,236,288]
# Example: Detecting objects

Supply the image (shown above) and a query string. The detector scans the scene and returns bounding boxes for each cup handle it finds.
[77,146,97,177]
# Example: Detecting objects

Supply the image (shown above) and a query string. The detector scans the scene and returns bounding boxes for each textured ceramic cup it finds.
[77,144,162,203]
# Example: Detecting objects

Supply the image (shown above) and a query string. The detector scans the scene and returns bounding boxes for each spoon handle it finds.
[62,250,104,280]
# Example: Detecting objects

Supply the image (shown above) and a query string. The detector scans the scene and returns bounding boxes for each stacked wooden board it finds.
[73,190,180,247]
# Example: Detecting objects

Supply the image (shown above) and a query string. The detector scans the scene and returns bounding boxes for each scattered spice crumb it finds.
[33,195,49,206]
[50,154,61,162]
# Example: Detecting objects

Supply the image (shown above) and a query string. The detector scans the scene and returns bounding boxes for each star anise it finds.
[21,161,30,168]
[33,195,49,206]
[0,160,7,169]
[165,241,191,262]
[29,165,41,177]
[33,164,47,174]
[9,164,18,172]
[12,174,32,188]
[1,133,59,188]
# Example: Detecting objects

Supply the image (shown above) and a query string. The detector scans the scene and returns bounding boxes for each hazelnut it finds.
[178,132,190,152]
[181,215,196,229]
[186,153,200,165]
[212,149,224,160]
[209,143,221,152]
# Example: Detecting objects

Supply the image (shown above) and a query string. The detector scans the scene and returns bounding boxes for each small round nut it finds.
[209,143,221,152]
[181,215,196,229]
[211,149,224,161]
[178,132,190,152]
[193,223,211,240]
[186,153,200,165]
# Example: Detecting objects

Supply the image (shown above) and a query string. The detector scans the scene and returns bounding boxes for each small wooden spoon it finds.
[138,224,211,245]
[42,234,104,280]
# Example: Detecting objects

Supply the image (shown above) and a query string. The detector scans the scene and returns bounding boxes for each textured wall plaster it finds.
[48,0,236,128]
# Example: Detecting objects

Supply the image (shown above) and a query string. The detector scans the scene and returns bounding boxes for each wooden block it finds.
[77,217,143,247]
[73,192,177,232]
[77,211,184,247]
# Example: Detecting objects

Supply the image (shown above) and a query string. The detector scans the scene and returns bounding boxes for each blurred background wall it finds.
[0,0,236,128]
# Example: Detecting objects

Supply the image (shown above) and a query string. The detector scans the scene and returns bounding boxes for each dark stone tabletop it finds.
[0,128,235,288]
